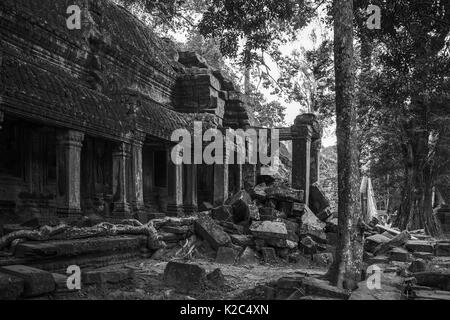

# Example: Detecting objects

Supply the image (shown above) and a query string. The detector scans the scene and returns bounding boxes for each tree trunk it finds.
[326,0,363,289]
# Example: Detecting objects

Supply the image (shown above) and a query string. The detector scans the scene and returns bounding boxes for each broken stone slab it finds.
[405,240,435,253]
[215,246,239,264]
[0,272,24,300]
[217,221,244,235]
[389,247,412,262]
[82,267,135,285]
[238,247,259,265]
[261,247,278,264]
[299,236,318,254]
[230,234,254,247]
[299,206,327,244]
[365,234,391,254]
[265,184,304,203]
[408,259,427,273]
[250,221,288,240]
[0,265,55,297]
[435,242,450,257]
[373,230,411,255]
[309,183,331,220]
[163,262,206,293]
[259,208,285,221]
[211,205,233,222]
[194,213,231,250]
[413,271,450,291]
[302,277,351,300]
[206,268,225,288]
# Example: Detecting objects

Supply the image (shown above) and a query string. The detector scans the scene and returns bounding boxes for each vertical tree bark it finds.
[327,0,363,289]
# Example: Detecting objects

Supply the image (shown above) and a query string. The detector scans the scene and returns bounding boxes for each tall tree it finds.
[327,0,363,289]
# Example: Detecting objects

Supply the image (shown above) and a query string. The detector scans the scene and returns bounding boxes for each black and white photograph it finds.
[0,0,449,308]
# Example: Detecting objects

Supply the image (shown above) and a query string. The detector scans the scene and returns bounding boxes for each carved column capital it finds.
[57,130,85,148]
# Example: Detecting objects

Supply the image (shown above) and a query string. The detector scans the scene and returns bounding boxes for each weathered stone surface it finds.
[365,234,391,254]
[227,190,252,206]
[82,267,135,285]
[261,247,277,264]
[252,183,267,200]
[283,219,300,243]
[211,205,233,222]
[435,242,450,257]
[408,259,427,273]
[309,183,330,220]
[266,184,304,203]
[259,208,284,221]
[302,277,351,300]
[406,240,435,253]
[217,221,244,235]
[292,202,305,216]
[0,265,55,297]
[299,207,327,244]
[215,247,239,264]
[250,221,288,240]
[230,234,254,247]
[413,271,450,291]
[389,247,411,262]
[0,272,25,300]
[163,262,206,293]
[206,268,225,288]
[248,203,260,220]
[265,238,297,249]
[238,247,259,265]
[194,213,231,250]
[160,225,191,235]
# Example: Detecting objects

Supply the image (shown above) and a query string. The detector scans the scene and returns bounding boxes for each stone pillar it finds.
[112,142,131,217]
[183,164,198,214]
[291,115,314,206]
[310,139,322,185]
[214,162,229,205]
[0,111,4,130]
[167,149,184,216]
[130,132,146,214]
[56,130,85,215]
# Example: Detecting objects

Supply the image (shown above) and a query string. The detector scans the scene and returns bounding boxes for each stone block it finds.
[312,253,334,267]
[389,247,411,262]
[365,234,391,253]
[299,236,318,254]
[211,205,233,222]
[238,247,259,265]
[163,262,206,293]
[230,234,254,247]
[408,259,427,273]
[82,267,135,285]
[435,242,450,256]
[302,277,351,300]
[299,206,327,244]
[252,183,267,200]
[261,247,278,264]
[216,247,239,264]
[405,240,435,253]
[266,185,304,203]
[259,207,284,221]
[250,221,288,240]
[206,268,225,288]
[0,265,55,297]
[194,213,231,250]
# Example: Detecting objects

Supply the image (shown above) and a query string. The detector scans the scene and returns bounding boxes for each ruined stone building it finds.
[0,0,321,227]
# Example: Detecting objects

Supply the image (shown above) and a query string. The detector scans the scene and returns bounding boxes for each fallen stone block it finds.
[216,247,239,264]
[309,183,330,220]
[265,238,297,249]
[365,254,390,265]
[227,190,253,206]
[160,225,191,235]
[252,183,267,200]
[82,267,135,285]
[292,202,305,216]
[194,213,231,250]
[408,259,427,273]
[238,247,259,265]
[0,272,24,300]
[160,232,186,242]
[389,247,412,262]
[0,265,55,297]
[406,240,435,254]
[259,208,284,221]
[278,201,293,217]
[211,205,233,222]
[250,221,288,240]
[413,271,450,291]
[266,185,304,203]
[230,234,254,247]
[217,221,244,235]
[365,234,391,254]
[52,273,73,293]
[299,207,327,244]
[163,262,206,293]
[206,268,225,288]
[302,277,351,300]
[435,242,450,257]
[261,247,278,264]
[412,252,434,260]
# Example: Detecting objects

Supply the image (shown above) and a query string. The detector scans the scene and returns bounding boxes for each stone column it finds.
[310,139,322,185]
[0,111,4,130]
[167,149,184,216]
[213,160,229,206]
[130,132,146,214]
[183,163,198,214]
[291,115,314,206]
[56,130,85,215]
[112,142,131,217]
